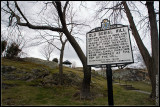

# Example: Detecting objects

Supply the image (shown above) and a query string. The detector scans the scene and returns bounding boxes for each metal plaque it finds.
[86,26,134,65]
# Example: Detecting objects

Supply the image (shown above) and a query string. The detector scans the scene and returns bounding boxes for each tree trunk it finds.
[63,29,91,99]
[81,64,91,99]
[122,1,157,99]
[146,1,159,99]
[59,43,65,85]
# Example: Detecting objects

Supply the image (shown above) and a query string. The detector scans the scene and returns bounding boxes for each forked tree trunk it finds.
[122,1,158,99]
[54,2,91,99]
[55,1,91,97]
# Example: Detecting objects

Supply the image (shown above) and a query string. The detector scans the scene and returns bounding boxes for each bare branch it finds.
[37,31,61,51]
[128,1,142,17]
[66,23,91,27]
[39,43,55,61]
[59,32,64,43]
[21,22,64,32]
[52,1,57,9]
[139,1,146,5]
[54,1,67,28]
[6,1,63,32]
[63,1,69,16]
[14,1,29,23]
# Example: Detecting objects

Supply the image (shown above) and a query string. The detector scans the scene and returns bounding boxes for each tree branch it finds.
[14,1,29,23]
[59,32,63,43]
[63,1,69,17]
[38,31,61,51]
[54,1,67,29]
[6,1,63,32]
[66,23,91,27]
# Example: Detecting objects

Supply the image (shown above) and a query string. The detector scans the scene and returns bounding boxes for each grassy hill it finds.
[1,58,155,106]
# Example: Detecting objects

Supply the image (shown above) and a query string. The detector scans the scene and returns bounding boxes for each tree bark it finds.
[122,1,158,99]
[146,1,159,99]
[81,65,91,99]
[59,43,65,85]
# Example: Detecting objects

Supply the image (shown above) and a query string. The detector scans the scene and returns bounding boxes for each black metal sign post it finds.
[106,64,114,106]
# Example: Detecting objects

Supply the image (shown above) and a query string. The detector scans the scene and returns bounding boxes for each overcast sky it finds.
[1,1,159,69]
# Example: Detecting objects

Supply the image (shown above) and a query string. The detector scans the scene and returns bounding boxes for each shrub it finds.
[52,58,58,63]
[1,40,7,55]
[6,42,21,59]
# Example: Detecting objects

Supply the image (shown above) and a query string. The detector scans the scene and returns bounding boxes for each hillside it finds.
[1,57,155,106]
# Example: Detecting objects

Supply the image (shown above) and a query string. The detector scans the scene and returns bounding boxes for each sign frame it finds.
[86,25,134,67]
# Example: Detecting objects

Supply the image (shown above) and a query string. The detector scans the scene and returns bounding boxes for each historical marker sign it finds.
[86,26,134,66]
[87,20,134,105]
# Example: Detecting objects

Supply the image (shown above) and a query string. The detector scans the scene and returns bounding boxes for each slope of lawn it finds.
[1,58,155,106]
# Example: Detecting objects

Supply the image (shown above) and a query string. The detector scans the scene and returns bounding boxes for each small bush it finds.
[52,58,58,63]
[6,42,21,59]
[1,40,7,55]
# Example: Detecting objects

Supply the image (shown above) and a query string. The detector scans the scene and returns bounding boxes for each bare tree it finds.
[35,7,74,85]
[123,1,159,99]
[2,1,91,99]
[39,43,54,61]
[31,30,67,85]
[94,1,159,99]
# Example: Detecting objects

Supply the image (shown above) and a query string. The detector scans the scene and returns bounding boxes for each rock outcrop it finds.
[2,65,82,88]
[95,68,150,83]
[112,68,150,82]
[2,65,50,81]
[22,57,58,69]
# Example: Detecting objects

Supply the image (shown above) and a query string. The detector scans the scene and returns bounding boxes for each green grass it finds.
[2,82,154,106]
[113,84,154,105]
[113,79,152,92]
[1,58,155,106]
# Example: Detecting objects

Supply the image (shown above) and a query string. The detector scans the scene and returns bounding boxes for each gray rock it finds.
[2,65,50,81]
[3,74,18,80]
[112,68,149,82]
[2,66,17,74]
[22,57,58,69]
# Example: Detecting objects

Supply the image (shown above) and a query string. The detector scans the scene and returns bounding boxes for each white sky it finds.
[1,1,159,69]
